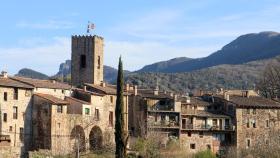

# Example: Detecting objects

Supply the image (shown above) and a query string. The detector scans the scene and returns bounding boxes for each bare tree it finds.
[257,63,280,99]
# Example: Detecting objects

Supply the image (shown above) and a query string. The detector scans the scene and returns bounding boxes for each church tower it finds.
[71,35,104,87]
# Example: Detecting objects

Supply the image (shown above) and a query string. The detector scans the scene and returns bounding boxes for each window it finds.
[80,55,86,68]
[252,119,256,128]
[54,89,56,92]
[3,113,7,122]
[9,126,12,132]
[247,118,250,128]
[95,109,100,120]
[265,139,269,145]
[190,143,196,149]
[266,120,269,128]
[109,111,113,126]
[85,108,90,115]
[57,105,63,113]
[247,108,250,114]
[207,144,211,150]
[110,96,113,103]
[19,127,24,141]
[25,90,31,97]
[246,139,251,148]
[13,88,18,100]
[58,123,61,128]
[187,132,192,137]
[4,92,7,101]
[62,89,65,94]
[225,119,230,129]
[159,100,165,105]
[97,56,101,69]
[252,109,256,115]
[13,106,18,119]
[199,131,203,138]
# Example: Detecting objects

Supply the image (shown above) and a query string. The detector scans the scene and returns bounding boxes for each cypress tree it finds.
[115,57,128,158]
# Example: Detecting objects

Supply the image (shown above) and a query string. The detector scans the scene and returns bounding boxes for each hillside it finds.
[125,55,280,93]
[137,57,192,72]
[16,68,49,80]
[137,31,280,73]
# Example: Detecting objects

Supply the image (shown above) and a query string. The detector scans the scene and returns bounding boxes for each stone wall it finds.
[0,86,33,157]
[236,108,280,150]
[71,35,104,87]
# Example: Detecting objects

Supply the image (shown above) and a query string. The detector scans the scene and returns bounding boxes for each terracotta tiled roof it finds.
[65,96,91,105]
[73,88,105,96]
[195,110,231,118]
[137,89,173,99]
[34,93,69,105]
[189,97,211,106]
[0,77,33,89]
[85,83,130,95]
[215,95,280,108]
[11,76,71,89]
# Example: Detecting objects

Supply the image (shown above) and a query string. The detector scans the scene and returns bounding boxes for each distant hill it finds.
[137,57,192,72]
[16,68,49,80]
[126,55,280,93]
[136,31,280,73]
[52,60,129,83]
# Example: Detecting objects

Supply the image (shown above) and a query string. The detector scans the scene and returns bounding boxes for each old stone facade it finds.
[71,35,104,87]
[1,33,280,158]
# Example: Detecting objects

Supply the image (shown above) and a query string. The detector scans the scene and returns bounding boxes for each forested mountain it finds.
[125,55,280,93]
[16,68,49,80]
[137,31,280,73]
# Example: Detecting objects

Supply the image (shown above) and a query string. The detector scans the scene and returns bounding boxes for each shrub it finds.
[194,150,216,158]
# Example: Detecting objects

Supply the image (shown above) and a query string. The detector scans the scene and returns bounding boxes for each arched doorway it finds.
[70,125,86,152]
[89,126,103,151]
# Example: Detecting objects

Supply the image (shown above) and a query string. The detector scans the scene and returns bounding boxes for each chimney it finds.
[101,82,106,87]
[1,71,8,78]
[224,92,230,101]
[126,83,130,91]
[134,85,138,96]
[199,90,203,96]
[226,94,230,101]
[83,85,87,91]
[246,91,250,98]
[174,94,178,101]
[186,96,190,103]
[154,89,159,95]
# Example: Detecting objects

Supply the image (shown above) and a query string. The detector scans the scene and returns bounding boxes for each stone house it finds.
[180,96,234,154]
[0,71,33,157]
[0,71,71,157]
[213,90,280,152]
[128,86,181,146]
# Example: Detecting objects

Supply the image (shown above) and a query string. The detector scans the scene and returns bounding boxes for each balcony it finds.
[147,120,180,128]
[148,105,175,112]
[181,124,235,131]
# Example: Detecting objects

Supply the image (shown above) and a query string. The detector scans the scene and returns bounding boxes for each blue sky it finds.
[0,0,280,75]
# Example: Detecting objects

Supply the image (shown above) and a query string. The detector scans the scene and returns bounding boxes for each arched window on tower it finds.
[97,56,101,69]
[80,55,86,68]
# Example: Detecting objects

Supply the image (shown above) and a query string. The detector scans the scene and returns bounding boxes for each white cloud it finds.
[0,37,70,75]
[16,20,75,29]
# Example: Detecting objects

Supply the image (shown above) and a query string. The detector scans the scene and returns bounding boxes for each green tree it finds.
[115,57,128,158]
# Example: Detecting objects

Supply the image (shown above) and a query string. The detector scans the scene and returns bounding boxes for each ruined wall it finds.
[181,132,213,153]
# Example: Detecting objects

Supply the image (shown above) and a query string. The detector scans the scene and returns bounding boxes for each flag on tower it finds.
[87,21,95,33]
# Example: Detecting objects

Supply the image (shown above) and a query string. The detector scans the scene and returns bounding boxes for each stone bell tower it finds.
[71,35,104,87]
